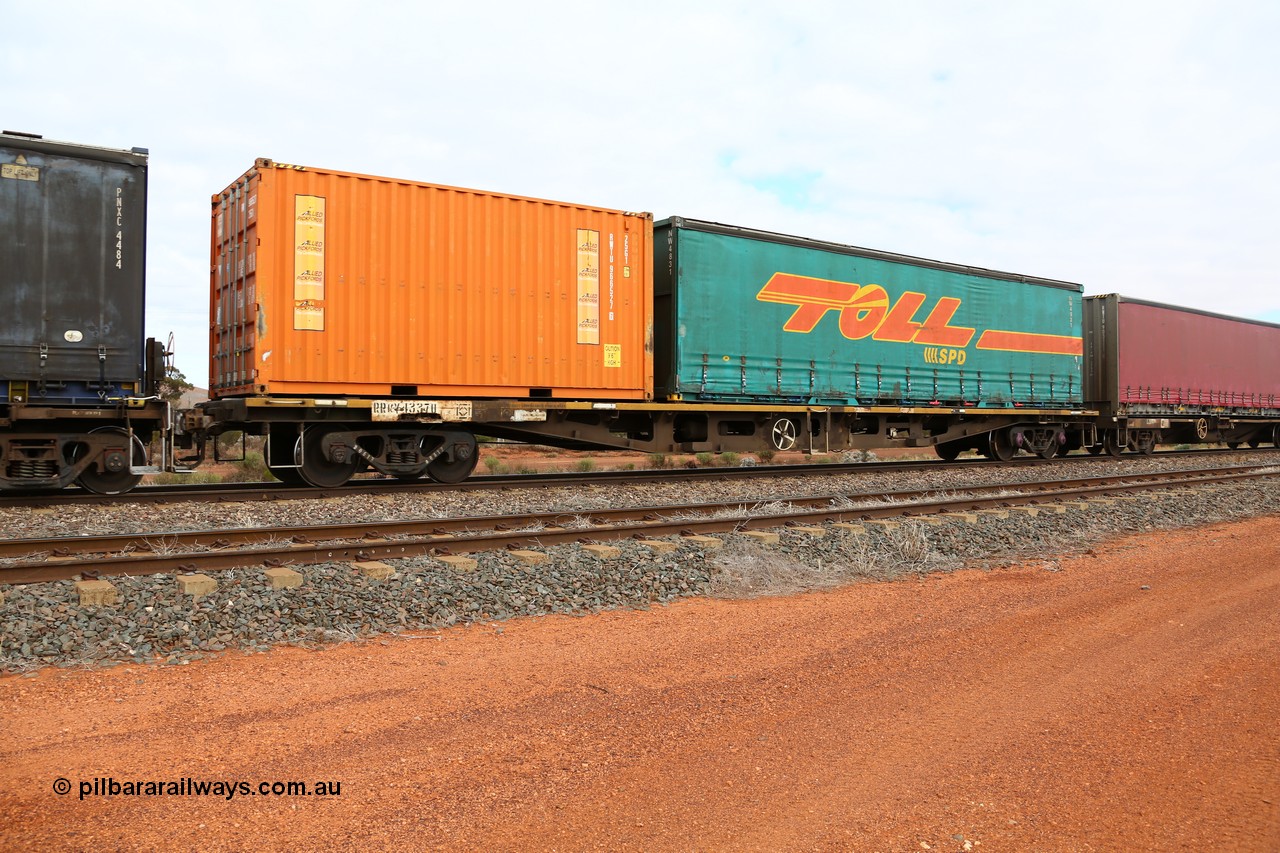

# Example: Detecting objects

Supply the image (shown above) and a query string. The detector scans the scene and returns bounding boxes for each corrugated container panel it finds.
[210,160,653,400]
[655,218,1084,407]
[1,133,148,402]
[1085,294,1280,413]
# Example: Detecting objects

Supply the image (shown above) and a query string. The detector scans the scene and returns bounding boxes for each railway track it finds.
[4,462,1275,585]
[1,445,1275,509]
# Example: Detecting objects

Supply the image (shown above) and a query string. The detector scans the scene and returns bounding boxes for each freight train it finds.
[3,131,1279,493]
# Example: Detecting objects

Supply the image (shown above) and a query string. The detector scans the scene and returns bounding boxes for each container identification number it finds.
[371,399,474,422]
[114,187,125,270]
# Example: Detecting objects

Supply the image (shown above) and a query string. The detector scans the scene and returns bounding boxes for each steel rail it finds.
[3,464,1276,585]
[0,463,1271,562]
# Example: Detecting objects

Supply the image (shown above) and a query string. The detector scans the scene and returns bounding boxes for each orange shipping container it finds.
[209,159,653,400]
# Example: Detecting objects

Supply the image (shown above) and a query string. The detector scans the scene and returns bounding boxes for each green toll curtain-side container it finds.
[654,218,1084,407]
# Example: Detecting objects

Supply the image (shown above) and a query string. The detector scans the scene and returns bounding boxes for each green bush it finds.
[214,430,245,460]
[574,458,598,473]
[647,453,670,469]
[757,449,775,463]
[695,452,715,466]
[483,456,507,474]
[720,451,740,467]
[147,471,221,486]
[222,450,271,483]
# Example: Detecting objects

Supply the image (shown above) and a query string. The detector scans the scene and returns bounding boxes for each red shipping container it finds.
[1085,294,1280,411]
[209,159,653,400]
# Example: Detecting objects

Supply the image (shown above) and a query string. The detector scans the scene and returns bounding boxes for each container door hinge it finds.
[98,345,109,399]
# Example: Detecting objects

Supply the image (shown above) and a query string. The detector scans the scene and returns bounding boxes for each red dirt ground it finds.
[2,516,1278,852]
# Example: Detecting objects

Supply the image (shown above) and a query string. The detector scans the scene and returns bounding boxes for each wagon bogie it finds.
[0,417,161,493]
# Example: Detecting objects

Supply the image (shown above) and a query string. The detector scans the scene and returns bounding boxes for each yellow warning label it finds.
[603,344,621,368]
[576,228,600,345]
[293,300,324,331]
[294,195,325,314]
[1,163,39,182]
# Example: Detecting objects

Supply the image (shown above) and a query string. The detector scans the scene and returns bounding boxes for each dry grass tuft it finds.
[706,540,836,598]
[707,522,942,598]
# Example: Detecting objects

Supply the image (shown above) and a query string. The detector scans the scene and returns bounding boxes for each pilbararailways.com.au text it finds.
[54,777,342,801]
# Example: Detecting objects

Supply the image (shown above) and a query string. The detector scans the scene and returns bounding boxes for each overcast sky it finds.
[5,0,1277,389]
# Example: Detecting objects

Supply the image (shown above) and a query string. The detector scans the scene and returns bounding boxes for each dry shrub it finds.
[883,523,934,568]
[706,539,836,598]
[706,521,941,598]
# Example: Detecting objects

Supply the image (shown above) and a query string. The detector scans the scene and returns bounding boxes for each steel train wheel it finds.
[265,427,307,485]
[984,429,1016,462]
[75,427,146,495]
[934,441,964,462]
[298,427,361,488]
[1102,430,1125,457]
[426,433,478,484]
[1129,432,1157,455]
[269,464,307,486]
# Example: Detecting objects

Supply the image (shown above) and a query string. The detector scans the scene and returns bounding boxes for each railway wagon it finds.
[0,131,168,493]
[1084,294,1280,453]
[190,178,1098,484]
[195,158,654,485]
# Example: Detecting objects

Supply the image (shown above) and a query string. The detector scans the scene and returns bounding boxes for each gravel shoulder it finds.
[2,512,1279,851]
[3,468,1280,672]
